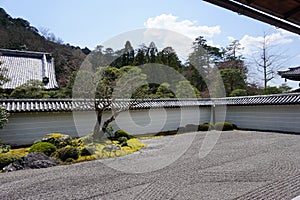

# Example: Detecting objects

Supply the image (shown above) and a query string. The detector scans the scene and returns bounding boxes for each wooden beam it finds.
[284,5,300,19]
[203,0,300,35]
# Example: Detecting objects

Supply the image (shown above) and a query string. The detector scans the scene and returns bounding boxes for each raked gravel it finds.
[1,130,300,199]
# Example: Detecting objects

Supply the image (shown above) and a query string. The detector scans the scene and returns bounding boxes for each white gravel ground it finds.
[1,130,300,199]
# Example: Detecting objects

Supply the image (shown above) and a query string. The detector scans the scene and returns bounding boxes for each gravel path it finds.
[1,130,300,199]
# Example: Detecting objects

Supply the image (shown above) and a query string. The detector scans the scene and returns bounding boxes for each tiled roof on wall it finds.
[0,93,299,113]
[215,93,300,106]
[0,49,58,89]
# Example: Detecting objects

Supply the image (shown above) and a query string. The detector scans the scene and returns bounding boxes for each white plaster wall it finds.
[225,105,300,133]
[0,107,211,146]
[1,104,299,146]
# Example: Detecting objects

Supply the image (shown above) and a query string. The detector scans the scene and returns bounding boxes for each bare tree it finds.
[39,27,64,44]
[253,32,287,90]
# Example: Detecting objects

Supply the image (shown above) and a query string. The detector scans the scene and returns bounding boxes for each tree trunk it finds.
[93,109,105,139]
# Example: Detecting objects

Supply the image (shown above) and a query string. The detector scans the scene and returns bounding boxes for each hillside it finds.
[0,8,87,87]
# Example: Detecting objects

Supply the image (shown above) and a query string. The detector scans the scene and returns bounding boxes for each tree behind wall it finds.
[253,32,286,90]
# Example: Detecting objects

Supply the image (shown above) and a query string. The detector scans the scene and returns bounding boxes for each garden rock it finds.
[2,152,59,172]
[41,133,71,148]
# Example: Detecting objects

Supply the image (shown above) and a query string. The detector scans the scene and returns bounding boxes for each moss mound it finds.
[198,123,215,131]
[0,154,20,169]
[29,142,57,156]
[53,147,80,162]
[214,122,235,131]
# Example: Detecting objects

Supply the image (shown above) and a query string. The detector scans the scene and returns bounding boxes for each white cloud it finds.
[227,36,235,42]
[239,31,293,56]
[144,14,221,39]
[142,14,221,59]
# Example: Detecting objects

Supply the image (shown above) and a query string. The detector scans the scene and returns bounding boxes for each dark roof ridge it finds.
[0,48,52,58]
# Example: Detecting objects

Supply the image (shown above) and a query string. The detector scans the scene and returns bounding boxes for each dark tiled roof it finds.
[278,66,300,81]
[0,99,210,113]
[214,93,300,106]
[1,93,300,113]
[0,49,58,89]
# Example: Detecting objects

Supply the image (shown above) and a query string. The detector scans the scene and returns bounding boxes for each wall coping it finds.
[1,93,299,113]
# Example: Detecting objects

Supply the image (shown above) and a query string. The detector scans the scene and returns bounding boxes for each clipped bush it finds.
[0,138,11,153]
[29,142,57,156]
[185,124,199,132]
[232,123,238,130]
[80,146,96,156]
[214,122,234,131]
[117,136,128,146]
[177,124,198,134]
[198,123,214,131]
[113,130,134,140]
[0,144,11,153]
[54,147,79,162]
[0,154,20,169]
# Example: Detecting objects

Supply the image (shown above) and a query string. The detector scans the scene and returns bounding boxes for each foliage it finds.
[176,80,200,98]
[10,79,50,99]
[0,153,20,169]
[80,146,96,156]
[29,142,57,156]
[198,123,214,131]
[278,83,292,93]
[7,147,29,157]
[113,130,134,140]
[220,69,246,96]
[0,144,10,153]
[0,64,10,87]
[214,122,235,131]
[0,106,8,129]
[53,147,79,162]
[262,86,282,95]
[230,89,248,97]
[72,66,149,139]
[155,82,175,98]
[117,137,128,146]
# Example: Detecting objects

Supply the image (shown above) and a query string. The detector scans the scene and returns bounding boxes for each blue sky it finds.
[1,0,300,88]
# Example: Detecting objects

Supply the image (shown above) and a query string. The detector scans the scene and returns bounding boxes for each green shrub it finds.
[230,89,247,97]
[0,138,11,153]
[65,158,74,163]
[185,124,198,132]
[263,86,282,95]
[214,122,234,131]
[114,130,134,140]
[0,144,11,153]
[0,154,20,169]
[117,137,128,146]
[29,142,57,156]
[177,124,198,133]
[80,146,96,156]
[232,123,238,129]
[198,123,214,131]
[54,147,79,162]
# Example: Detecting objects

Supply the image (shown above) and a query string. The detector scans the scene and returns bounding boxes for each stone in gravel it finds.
[2,152,59,172]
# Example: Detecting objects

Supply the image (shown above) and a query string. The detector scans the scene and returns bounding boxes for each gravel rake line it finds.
[133,180,180,200]
[234,173,300,200]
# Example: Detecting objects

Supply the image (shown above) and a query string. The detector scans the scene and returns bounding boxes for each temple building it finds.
[0,49,58,89]
[279,66,300,82]
[278,66,300,91]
